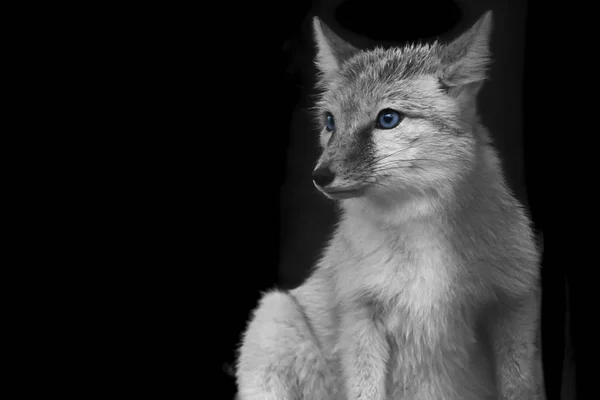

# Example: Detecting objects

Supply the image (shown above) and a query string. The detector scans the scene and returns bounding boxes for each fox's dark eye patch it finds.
[343,124,375,165]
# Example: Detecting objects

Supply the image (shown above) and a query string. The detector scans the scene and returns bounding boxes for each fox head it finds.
[311,12,494,210]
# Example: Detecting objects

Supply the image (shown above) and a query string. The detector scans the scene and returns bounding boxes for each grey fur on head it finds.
[310,12,495,211]
[312,11,492,91]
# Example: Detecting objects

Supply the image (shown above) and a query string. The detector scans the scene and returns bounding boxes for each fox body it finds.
[236,11,542,400]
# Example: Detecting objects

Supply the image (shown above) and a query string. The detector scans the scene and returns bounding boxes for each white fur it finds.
[236,10,543,400]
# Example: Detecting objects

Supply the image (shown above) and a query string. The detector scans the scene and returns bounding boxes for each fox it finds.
[235,10,544,400]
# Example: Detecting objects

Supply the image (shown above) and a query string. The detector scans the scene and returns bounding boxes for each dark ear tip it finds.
[312,16,335,42]
[479,10,494,31]
[312,16,325,38]
[313,16,322,30]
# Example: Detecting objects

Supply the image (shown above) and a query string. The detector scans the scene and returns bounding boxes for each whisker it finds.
[361,141,423,169]
[367,163,429,173]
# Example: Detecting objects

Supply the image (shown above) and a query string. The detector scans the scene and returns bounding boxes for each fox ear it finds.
[437,10,493,97]
[312,17,358,85]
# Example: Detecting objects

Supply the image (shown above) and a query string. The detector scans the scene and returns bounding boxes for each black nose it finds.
[312,166,335,187]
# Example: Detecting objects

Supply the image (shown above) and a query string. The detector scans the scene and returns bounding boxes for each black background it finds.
[210,0,583,398]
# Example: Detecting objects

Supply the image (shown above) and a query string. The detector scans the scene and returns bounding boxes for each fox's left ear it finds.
[436,10,493,97]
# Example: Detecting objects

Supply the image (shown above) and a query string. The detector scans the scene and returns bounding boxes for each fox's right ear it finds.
[436,11,493,97]
[312,17,358,86]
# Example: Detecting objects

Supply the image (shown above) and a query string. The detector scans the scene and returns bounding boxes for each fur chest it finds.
[331,218,458,331]
[332,225,476,358]
[326,217,495,399]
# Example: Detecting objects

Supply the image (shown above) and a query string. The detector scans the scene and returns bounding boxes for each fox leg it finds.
[235,289,336,400]
[491,291,540,400]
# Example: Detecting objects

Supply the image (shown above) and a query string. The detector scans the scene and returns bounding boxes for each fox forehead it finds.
[317,46,445,118]
[319,77,446,125]
[340,45,440,84]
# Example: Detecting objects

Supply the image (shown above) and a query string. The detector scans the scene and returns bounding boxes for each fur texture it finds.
[236,11,543,400]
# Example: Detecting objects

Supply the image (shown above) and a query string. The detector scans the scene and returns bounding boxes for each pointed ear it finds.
[437,10,493,97]
[312,17,359,85]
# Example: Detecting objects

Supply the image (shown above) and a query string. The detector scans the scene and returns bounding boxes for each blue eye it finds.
[325,113,335,132]
[376,109,403,129]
